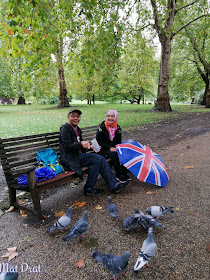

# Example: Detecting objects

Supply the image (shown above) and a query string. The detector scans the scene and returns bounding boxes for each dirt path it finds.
[0,110,209,280]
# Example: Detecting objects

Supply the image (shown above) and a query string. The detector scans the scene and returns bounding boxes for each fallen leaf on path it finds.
[95,205,102,209]
[55,210,66,217]
[22,224,28,228]
[5,206,15,213]
[189,211,196,216]
[175,207,180,211]
[20,210,27,217]
[18,199,25,205]
[1,247,18,261]
[146,191,155,195]
[72,202,87,208]
[206,244,210,252]
[74,257,85,268]
[183,165,194,169]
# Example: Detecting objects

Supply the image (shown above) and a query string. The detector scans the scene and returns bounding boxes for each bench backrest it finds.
[0,125,99,188]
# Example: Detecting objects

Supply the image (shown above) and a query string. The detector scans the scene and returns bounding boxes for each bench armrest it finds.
[20,165,36,174]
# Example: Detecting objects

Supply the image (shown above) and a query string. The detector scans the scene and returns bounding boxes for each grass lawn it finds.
[0,103,209,138]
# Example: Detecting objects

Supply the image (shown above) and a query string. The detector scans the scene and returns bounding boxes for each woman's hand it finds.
[110,147,117,152]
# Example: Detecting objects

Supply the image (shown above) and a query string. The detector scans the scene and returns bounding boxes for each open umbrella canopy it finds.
[116,140,169,187]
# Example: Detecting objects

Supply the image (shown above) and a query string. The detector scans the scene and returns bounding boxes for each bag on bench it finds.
[36,148,64,174]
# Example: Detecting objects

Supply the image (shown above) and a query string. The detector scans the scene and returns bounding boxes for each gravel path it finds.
[0,111,209,280]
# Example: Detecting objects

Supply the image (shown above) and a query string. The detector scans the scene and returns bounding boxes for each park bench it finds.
[0,125,108,220]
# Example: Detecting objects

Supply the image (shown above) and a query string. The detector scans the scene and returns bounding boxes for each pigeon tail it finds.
[133,256,147,273]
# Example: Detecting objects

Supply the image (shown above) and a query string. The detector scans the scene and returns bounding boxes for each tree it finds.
[0,57,13,97]
[119,31,158,104]
[135,0,208,111]
[1,0,84,107]
[169,13,209,105]
[178,16,210,107]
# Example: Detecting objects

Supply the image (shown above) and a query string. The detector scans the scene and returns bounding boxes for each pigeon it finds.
[145,206,174,219]
[0,268,18,280]
[47,207,73,233]
[107,196,118,218]
[123,209,144,231]
[138,214,163,229]
[123,215,139,231]
[133,227,157,273]
[92,250,131,280]
[62,210,88,242]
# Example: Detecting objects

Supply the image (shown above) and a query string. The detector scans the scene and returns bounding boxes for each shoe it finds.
[116,176,127,183]
[123,174,132,181]
[111,181,130,194]
[84,188,105,196]
[116,174,132,183]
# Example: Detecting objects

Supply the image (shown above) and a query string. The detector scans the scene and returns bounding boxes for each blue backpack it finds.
[36,148,64,174]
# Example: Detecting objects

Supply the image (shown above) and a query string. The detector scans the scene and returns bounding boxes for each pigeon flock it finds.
[47,197,173,279]
[0,198,173,280]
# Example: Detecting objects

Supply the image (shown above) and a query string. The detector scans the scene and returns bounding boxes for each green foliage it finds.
[0,57,13,97]
[119,32,158,102]
[169,4,210,102]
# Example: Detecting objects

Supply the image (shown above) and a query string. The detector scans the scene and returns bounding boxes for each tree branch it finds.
[190,57,207,83]
[172,14,209,37]
[150,0,163,42]
[176,0,199,13]
[177,18,210,72]
[129,23,152,32]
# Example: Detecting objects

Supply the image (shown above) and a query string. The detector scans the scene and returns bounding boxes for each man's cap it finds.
[68,108,82,115]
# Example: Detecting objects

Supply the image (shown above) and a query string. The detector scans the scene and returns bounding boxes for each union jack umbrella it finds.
[116,140,169,187]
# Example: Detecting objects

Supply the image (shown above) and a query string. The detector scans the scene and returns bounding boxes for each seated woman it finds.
[96,109,131,182]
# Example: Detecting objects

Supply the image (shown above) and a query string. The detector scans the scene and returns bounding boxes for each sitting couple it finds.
[59,108,131,196]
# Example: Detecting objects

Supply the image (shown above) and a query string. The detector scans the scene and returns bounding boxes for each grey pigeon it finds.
[145,206,174,219]
[123,215,139,231]
[123,209,144,231]
[92,250,131,279]
[62,210,88,242]
[0,268,18,280]
[133,227,157,273]
[138,214,163,229]
[107,196,118,218]
[47,207,73,233]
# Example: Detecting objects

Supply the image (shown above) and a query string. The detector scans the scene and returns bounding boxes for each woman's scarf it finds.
[105,110,118,141]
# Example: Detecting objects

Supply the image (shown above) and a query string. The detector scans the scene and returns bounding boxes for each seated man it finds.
[59,108,130,196]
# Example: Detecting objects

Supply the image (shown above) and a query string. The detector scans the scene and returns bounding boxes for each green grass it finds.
[0,103,209,138]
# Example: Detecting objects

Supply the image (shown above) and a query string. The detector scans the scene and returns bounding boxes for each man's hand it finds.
[110,147,117,152]
[81,141,90,149]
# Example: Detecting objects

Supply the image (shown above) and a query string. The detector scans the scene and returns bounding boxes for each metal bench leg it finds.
[27,171,43,220]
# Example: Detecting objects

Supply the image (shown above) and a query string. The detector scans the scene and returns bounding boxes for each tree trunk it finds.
[17,95,26,104]
[153,38,172,112]
[200,74,209,106]
[205,77,210,108]
[57,40,70,108]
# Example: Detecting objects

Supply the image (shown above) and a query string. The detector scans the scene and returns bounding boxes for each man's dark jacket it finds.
[59,123,85,178]
[96,121,122,152]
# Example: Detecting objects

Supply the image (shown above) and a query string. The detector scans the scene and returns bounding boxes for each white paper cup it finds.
[91,138,100,152]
